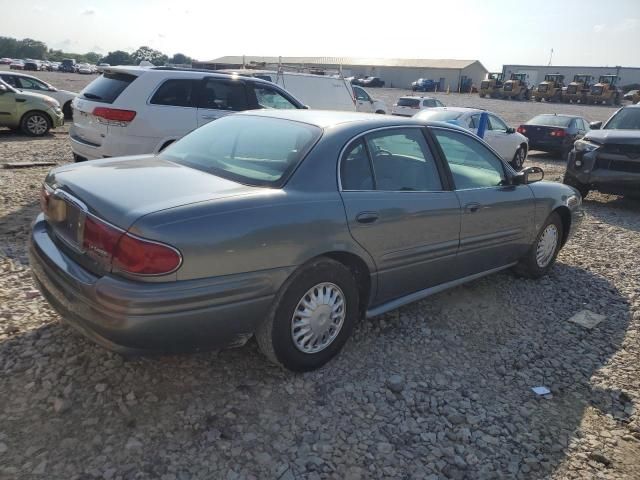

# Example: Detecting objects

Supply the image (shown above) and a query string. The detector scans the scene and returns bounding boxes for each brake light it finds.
[517,126,526,134]
[93,107,136,125]
[550,129,566,137]
[82,215,181,275]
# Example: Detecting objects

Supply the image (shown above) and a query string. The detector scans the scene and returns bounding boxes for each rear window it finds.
[81,72,137,104]
[414,110,462,122]
[397,98,420,107]
[162,115,321,187]
[527,115,572,127]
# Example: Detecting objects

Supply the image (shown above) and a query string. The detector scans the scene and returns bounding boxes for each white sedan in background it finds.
[414,107,529,170]
[0,71,77,119]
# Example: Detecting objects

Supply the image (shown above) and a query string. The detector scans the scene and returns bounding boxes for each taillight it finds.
[517,126,526,134]
[550,129,566,137]
[93,107,136,125]
[82,215,181,275]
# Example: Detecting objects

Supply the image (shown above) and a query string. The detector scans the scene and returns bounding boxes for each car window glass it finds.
[354,87,370,101]
[582,119,590,130]
[436,100,444,107]
[365,128,442,191]
[433,128,506,190]
[253,85,298,109]
[340,139,374,190]
[488,115,508,132]
[424,99,436,107]
[150,79,195,107]
[469,114,480,129]
[199,79,248,111]
[0,75,18,87]
[18,77,47,90]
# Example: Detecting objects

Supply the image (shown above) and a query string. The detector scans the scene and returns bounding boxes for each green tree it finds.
[85,52,101,63]
[19,38,47,59]
[132,46,168,66]
[100,50,133,66]
[169,53,192,65]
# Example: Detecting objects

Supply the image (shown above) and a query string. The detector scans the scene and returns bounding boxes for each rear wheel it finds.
[256,258,359,372]
[513,212,563,278]
[21,111,51,136]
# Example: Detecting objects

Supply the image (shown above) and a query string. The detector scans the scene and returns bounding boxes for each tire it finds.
[513,212,563,279]
[511,146,526,170]
[479,93,485,98]
[535,97,542,102]
[21,111,51,137]
[256,257,359,372]
[62,101,73,120]
[375,110,386,114]
[563,173,589,198]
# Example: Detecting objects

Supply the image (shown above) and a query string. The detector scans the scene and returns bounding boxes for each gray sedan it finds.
[30,110,584,371]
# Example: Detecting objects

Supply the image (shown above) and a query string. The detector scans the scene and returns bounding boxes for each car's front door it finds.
[353,86,373,113]
[430,127,535,277]
[196,77,250,127]
[339,127,461,304]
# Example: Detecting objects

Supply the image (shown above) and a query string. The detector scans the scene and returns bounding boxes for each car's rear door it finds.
[145,78,199,144]
[430,127,535,277]
[195,77,250,127]
[339,126,461,304]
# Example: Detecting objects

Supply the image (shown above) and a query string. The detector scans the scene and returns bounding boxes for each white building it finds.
[195,56,489,91]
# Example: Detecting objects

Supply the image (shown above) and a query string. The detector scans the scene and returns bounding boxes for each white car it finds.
[0,71,77,118]
[70,66,307,161]
[96,63,110,73]
[414,107,529,169]
[77,63,94,74]
[391,96,445,116]
[352,85,387,114]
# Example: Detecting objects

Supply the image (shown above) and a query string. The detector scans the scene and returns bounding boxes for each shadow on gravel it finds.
[0,129,60,142]
[0,200,40,265]
[0,258,635,478]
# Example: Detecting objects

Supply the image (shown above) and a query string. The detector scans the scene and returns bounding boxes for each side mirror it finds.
[506,127,516,134]
[512,166,544,185]
[48,87,58,92]
[589,121,602,130]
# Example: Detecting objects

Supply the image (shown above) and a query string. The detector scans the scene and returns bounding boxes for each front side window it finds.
[17,77,48,90]
[488,115,508,132]
[353,87,370,101]
[199,79,248,111]
[365,129,442,191]
[253,85,298,109]
[162,115,320,187]
[423,99,437,107]
[150,79,196,107]
[433,128,506,190]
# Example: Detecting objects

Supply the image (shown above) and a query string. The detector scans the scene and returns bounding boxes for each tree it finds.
[19,38,47,59]
[169,53,192,65]
[85,52,101,64]
[100,50,133,66]
[131,46,168,66]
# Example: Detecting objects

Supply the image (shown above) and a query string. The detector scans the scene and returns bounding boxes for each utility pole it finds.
[548,48,554,66]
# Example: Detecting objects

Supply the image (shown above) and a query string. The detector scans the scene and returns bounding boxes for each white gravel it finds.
[1,69,639,479]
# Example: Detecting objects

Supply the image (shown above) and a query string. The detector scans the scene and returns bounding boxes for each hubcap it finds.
[536,224,559,267]
[291,282,346,354]
[27,115,48,135]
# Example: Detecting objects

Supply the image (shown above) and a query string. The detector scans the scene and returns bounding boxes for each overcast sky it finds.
[0,0,638,70]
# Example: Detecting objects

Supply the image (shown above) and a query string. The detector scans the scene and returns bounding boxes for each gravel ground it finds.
[1,69,640,479]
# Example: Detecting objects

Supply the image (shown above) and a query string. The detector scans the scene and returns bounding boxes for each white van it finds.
[221,70,387,114]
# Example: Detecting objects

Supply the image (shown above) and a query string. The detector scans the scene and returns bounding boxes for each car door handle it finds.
[465,203,481,213]
[356,212,379,224]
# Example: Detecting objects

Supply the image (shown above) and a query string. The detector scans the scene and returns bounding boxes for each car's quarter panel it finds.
[527,181,584,243]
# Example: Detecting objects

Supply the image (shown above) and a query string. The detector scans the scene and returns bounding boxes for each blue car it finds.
[412,78,438,92]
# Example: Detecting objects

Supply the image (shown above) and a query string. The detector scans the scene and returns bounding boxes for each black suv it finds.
[563,105,640,198]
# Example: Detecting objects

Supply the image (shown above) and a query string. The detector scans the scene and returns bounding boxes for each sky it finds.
[0,0,638,71]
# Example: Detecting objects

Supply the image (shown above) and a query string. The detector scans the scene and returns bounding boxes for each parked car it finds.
[96,63,110,73]
[563,104,640,198]
[517,114,590,159]
[0,58,13,65]
[0,71,77,119]
[77,63,94,74]
[352,85,387,114]
[9,60,24,70]
[30,110,583,371]
[411,78,438,92]
[357,76,385,88]
[624,90,640,104]
[70,66,306,161]
[0,80,64,136]
[23,60,41,71]
[414,107,529,169]
[59,58,77,73]
[392,96,445,117]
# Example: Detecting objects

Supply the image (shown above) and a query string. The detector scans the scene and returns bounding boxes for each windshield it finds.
[414,110,463,122]
[162,115,322,187]
[604,108,640,130]
[527,115,572,127]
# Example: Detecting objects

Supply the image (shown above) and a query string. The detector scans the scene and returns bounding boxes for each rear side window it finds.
[198,79,248,111]
[82,72,137,104]
[397,98,420,107]
[150,79,196,107]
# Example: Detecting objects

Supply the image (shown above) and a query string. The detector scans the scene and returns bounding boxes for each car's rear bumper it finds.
[29,215,292,355]
[69,126,158,160]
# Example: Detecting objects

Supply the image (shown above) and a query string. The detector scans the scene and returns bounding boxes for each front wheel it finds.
[513,212,563,279]
[256,258,359,372]
[21,111,51,136]
[511,146,526,170]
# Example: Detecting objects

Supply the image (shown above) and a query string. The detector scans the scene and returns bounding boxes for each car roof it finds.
[421,107,483,115]
[400,95,437,99]
[236,109,471,132]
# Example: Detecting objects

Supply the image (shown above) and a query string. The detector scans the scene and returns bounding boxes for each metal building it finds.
[194,56,489,91]
[501,64,640,88]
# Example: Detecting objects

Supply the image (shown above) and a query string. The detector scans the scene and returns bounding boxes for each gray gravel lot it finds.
[1,69,639,479]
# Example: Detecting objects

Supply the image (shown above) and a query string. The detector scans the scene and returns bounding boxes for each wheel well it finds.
[20,110,52,127]
[554,206,571,246]
[322,251,372,317]
[159,139,175,152]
